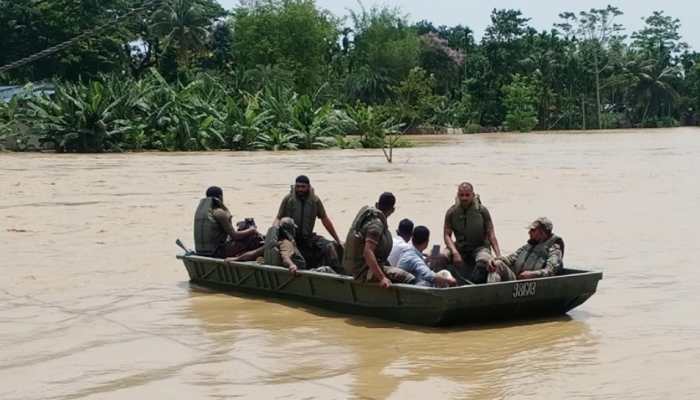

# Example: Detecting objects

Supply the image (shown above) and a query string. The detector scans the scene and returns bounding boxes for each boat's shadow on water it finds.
[183,281,575,332]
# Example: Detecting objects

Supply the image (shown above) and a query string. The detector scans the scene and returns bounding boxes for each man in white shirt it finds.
[388,218,414,267]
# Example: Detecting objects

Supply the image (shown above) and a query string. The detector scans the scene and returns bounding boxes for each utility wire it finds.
[0,0,163,75]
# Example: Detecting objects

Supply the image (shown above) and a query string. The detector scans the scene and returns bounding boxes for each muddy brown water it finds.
[1,128,699,399]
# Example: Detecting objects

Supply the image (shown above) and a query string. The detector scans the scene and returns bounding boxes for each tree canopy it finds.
[1,1,699,152]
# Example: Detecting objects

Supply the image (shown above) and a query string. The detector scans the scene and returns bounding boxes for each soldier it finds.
[274,175,343,272]
[487,217,564,281]
[342,192,416,289]
[442,182,501,284]
[193,186,263,260]
[263,217,306,274]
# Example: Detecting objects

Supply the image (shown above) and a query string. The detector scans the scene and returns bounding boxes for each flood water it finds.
[1,127,699,399]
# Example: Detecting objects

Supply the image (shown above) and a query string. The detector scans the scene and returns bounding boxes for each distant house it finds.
[0,84,54,103]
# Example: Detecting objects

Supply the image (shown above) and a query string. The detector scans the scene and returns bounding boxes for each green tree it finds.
[557,6,626,129]
[205,21,234,71]
[625,11,687,124]
[615,56,681,125]
[0,0,140,82]
[345,5,420,103]
[390,67,445,128]
[230,0,338,95]
[502,74,539,132]
[476,9,534,126]
[632,11,688,63]
[152,0,225,71]
[413,21,471,96]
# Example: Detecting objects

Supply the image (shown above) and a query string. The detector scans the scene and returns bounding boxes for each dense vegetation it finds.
[1,0,699,152]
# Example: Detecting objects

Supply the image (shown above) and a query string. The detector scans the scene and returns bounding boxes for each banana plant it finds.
[25,80,132,152]
[255,127,300,151]
[149,75,225,150]
[222,93,273,150]
[0,97,22,146]
[289,96,341,149]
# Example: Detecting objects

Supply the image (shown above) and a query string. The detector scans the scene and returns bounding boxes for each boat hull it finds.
[179,255,602,326]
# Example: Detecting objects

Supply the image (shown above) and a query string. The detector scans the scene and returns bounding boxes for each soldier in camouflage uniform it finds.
[342,192,416,289]
[487,217,565,281]
[263,217,307,274]
[274,175,343,272]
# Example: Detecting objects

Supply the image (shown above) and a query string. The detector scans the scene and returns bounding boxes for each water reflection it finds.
[184,286,596,399]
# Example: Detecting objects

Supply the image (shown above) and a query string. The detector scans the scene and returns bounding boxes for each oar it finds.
[175,238,195,256]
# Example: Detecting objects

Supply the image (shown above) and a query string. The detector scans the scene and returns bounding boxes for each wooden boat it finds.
[178,254,602,326]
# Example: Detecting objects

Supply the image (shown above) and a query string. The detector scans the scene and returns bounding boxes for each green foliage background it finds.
[1,0,699,151]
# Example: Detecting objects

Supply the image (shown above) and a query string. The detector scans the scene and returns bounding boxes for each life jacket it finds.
[263,225,307,269]
[449,194,491,252]
[193,197,228,256]
[342,206,392,278]
[280,186,320,241]
[514,234,565,274]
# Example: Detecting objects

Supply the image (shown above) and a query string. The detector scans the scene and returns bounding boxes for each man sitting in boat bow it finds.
[487,217,564,281]
[193,186,264,260]
[342,192,417,289]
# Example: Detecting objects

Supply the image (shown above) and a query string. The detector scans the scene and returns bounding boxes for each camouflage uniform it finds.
[276,187,340,271]
[491,235,565,281]
[342,206,415,284]
[443,195,494,283]
[263,218,307,270]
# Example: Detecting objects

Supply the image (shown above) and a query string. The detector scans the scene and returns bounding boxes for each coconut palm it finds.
[152,0,212,68]
[612,56,681,125]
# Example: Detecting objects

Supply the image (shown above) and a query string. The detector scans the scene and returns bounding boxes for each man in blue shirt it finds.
[397,226,457,287]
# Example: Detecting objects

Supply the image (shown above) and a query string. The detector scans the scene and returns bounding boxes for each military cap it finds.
[528,217,553,233]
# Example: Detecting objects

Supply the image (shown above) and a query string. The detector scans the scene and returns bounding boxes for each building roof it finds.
[0,84,54,103]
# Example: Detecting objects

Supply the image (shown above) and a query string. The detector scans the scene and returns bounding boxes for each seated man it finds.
[387,218,414,267]
[397,226,457,288]
[487,217,565,282]
[193,186,264,260]
[263,217,307,274]
[342,192,416,289]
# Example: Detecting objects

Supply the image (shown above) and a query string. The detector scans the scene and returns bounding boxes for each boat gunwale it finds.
[176,254,603,293]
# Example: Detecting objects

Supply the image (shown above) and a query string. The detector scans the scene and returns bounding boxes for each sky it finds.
[217,0,700,50]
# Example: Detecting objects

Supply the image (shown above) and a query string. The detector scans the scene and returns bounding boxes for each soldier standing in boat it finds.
[442,182,501,284]
[342,192,416,289]
[193,186,264,260]
[273,175,343,273]
[487,217,564,281]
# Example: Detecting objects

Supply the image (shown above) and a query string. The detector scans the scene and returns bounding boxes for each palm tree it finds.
[152,0,211,68]
[614,56,681,125]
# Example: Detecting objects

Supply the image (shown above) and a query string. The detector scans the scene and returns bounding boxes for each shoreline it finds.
[1,126,698,154]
